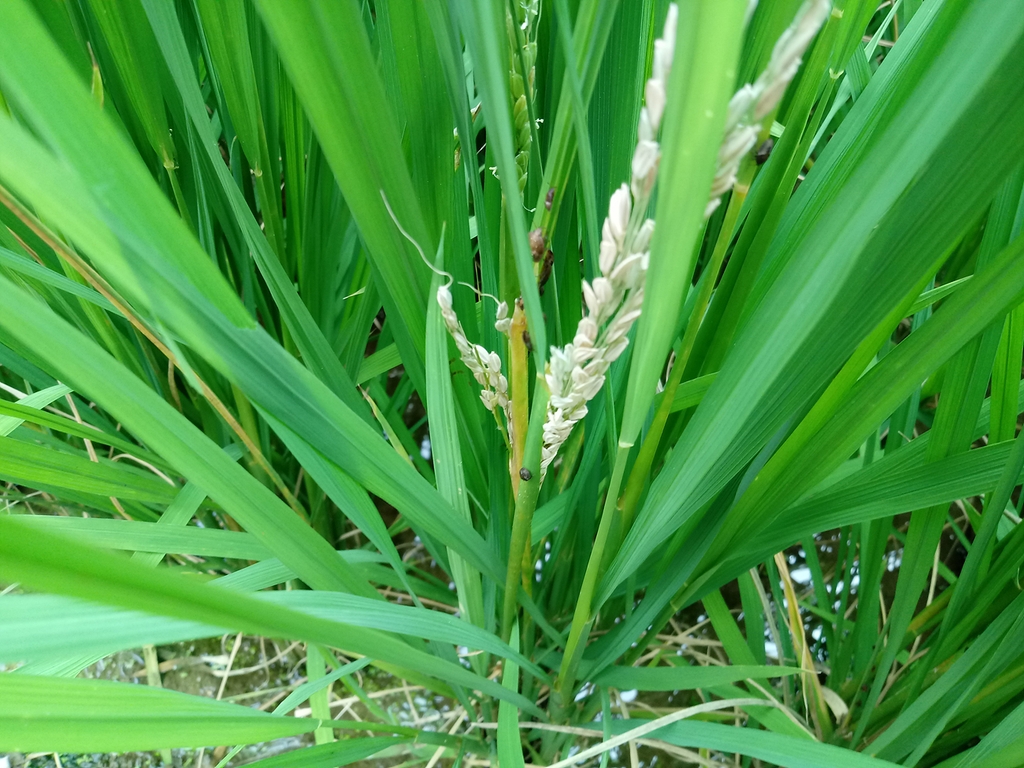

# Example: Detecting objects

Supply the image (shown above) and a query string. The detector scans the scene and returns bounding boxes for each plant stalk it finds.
[616,179,749,533]
[556,441,631,705]
[509,299,530,497]
[502,377,549,642]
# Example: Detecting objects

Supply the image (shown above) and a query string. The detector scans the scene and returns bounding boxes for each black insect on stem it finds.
[519,467,533,482]
[522,330,533,353]
[538,250,553,294]
[755,138,775,165]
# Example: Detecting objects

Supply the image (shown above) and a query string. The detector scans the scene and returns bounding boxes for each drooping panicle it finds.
[436,285,514,444]
[706,0,830,217]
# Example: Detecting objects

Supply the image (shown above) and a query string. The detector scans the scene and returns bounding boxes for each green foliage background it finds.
[1,0,1024,766]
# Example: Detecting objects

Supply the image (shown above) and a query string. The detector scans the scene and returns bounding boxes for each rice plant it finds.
[1,0,1024,766]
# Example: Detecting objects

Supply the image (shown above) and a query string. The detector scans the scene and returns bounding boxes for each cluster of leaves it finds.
[1,0,1024,766]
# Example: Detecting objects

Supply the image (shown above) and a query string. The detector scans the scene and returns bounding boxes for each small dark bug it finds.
[522,330,533,353]
[537,250,553,295]
[545,187,555,210]
[755,138,774,165]
[519,467,533,481]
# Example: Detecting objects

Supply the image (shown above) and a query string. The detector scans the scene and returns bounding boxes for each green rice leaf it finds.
[0,674,316,752]
[619,0,747,447]
[593,664,800,691]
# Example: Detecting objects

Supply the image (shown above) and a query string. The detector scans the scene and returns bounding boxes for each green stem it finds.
[556,181,749,702]
[617,178,749,531]
[502,379,550,642]
[528,0,615,238]
[254,163,287,268]
[164,161,194,234]
[231,382,271,488]
[509,301,530,498]
[556,442,630,705]
[254,118,288,268]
